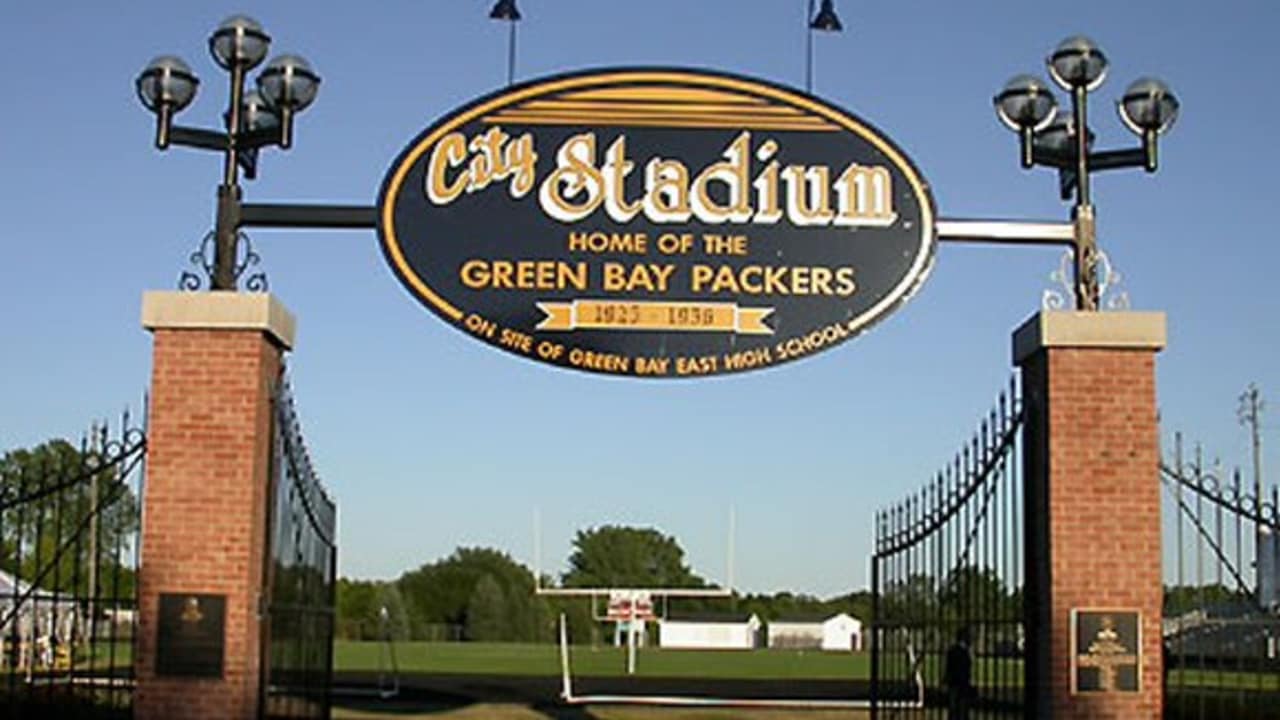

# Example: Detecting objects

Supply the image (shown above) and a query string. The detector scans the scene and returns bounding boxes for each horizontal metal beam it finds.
[1088,148,1147,171]
[1031,146,1146,173]
[239,203,377,229]
[169,126,284,153]
[169,126,228,152]
[936,218,1075,246]
[1031,147,1073,171]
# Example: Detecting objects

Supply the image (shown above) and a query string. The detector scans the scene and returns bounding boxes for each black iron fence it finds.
[1161,435,1280,720]
[871,380,1024,718]
[261,374,338,720]
[0,413,145,719]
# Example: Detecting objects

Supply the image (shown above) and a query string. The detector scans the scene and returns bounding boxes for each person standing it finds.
[944,626,975,720]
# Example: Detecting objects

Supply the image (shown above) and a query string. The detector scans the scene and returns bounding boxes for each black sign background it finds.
[156,592,225,678]
[379,69,936,378]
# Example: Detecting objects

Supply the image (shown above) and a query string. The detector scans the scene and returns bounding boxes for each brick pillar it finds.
[1015,311,1165,719]
[136,291,296,720]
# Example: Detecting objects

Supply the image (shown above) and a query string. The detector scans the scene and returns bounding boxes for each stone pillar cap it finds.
[141,291,296,350]
[1013,310,1165,365]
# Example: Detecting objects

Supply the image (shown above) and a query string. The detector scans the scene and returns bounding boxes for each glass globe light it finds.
[1047,35,1109,92]
[209,15,271,70]
[135,55,199,113]
[1118,77,1180,136]
[256,54,321,113]
[994,74,1058,133]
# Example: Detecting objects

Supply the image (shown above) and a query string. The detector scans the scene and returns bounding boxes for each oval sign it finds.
[379,68,936,378]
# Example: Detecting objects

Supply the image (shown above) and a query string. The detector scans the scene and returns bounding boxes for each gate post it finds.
[135,291,295,720]
[1015,311,1165,719]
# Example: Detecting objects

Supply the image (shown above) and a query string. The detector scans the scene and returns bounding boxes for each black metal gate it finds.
[0,413,145,719]
[1161,435,1280,719]
[260,374,338,720]
[871,380,1025,718]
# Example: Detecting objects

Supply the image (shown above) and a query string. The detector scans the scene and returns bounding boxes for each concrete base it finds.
[142,290,296,350]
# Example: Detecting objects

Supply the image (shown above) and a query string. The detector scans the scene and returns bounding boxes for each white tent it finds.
[0,569,81,646]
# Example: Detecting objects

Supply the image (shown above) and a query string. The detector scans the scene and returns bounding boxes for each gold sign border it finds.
[379,68,936,339]
[1069,606,1144,695]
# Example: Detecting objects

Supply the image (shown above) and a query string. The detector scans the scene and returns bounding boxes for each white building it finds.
[657,613,761,650]
[821,613,863,651]
[767,613,863,651]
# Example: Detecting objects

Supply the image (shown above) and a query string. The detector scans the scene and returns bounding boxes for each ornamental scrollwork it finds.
[177,229,269,292]
[1042,248,1129,311]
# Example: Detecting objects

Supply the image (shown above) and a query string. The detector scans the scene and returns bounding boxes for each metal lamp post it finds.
[136,15,376,291]
[806,0,844,93]
[989,36,1180,310]
[490,0,523,87]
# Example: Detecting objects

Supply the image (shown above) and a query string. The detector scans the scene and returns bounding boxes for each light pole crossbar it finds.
[239,204,377,230]
[937,219,1075,246]
[1030,147,1149,173]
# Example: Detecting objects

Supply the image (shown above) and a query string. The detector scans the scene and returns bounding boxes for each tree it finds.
[556,526,709,645]
[940,565,1015,619]
[336,578,380,640]
[465,574,507,641]
[335,578,410,641]
[0,438,140,598]
[1164,583,1248,617]
[562,525,707,589]
[938,566,1019,654]
[377,582,411,642]
[824,589,874,624]
[882,573,939,622]
[394,546,551,642]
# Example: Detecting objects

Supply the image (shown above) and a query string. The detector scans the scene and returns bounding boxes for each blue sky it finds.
[2,1,1276,598]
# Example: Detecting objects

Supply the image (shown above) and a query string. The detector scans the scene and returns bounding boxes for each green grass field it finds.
[333,641,869,679]
[333,703,869,720]
[326,641,1279,720]
[334,641,1029,685]
[1168,668,1280,691]
[80,638,133,669]
[332,642,876,720]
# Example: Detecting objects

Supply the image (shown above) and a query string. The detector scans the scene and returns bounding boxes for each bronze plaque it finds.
[156,593,225,677]
[1071,609,1140,693]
